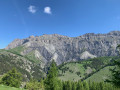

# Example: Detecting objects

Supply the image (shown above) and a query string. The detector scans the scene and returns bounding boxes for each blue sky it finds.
[0,0,120,49]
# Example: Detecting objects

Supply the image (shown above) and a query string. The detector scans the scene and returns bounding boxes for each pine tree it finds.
[77,80,84,90]
[83,81,89,90]
[106,60,120,88]
[44,60,60,90]
[106,45,120,88]
[62,81,66,90]
[57,79,63,90]
[72,82,76,90]
[66,81,72,90]
[90,82,97,90]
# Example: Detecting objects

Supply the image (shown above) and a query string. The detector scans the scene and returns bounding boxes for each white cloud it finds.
[28,5,37,14]
[44,7,52,14]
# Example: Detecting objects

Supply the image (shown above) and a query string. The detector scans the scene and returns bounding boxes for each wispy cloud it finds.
[28,5,37,14]
[44,7,52,14]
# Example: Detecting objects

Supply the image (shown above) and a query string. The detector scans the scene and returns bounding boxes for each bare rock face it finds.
[5,31,120,65]
[80,51,96,59]
[5,39,24,50]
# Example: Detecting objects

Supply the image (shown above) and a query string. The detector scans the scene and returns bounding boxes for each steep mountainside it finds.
[0,49,45,81]
[5,31,120,66]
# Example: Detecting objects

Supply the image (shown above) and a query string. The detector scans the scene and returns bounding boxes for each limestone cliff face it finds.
[5,31,120,65]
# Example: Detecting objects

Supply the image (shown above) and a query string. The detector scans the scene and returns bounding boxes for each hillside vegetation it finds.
[0,49,45,81]
[58,56,119,81]
[85,66,114,82]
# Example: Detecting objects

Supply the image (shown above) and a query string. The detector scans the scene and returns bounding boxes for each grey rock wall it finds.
[5,31,120,65]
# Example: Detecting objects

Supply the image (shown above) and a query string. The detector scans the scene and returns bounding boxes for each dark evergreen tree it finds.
[58,80,63,90]
[66,81,72,90]
[76,80,84,90]
[44,60,60,90]
[90,82,97,90]
[83,81,89,90]
[106,45,120,88]
[72,82,76,90]
[106,60,120,88]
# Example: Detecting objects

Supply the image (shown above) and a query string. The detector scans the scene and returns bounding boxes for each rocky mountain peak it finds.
[107,31,120,36]
[29,35,35,38]
[5,31,120,65]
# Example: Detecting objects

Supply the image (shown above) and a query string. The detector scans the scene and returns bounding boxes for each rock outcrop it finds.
[5,31,120,65]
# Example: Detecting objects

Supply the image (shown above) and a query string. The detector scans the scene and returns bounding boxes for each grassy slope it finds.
[8,46,24,53]
[7,46,41,64]
[25,50,41,64]
[58,56,118,82]
[0,85,25,90]
[58,63,86,81]
[0,49,32,80]
[7,46,25,55]
[85,66,115,82]
[59,71,80,81]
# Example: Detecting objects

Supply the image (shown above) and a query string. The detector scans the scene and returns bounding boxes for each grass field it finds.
[7,46,25,55]
[85,66,115,82]
[58,63,87,81]
[59,70,81,81]
[58,56,118,82]
[0,85,25,90]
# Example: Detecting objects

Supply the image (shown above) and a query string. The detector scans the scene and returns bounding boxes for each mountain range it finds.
[5,31,120,67]
[1,30,120,81]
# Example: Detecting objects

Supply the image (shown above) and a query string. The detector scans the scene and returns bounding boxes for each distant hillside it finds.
[0,49,45,81]
[5,31,120,66]
[85,66,114,82]
[58,56,119,82]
